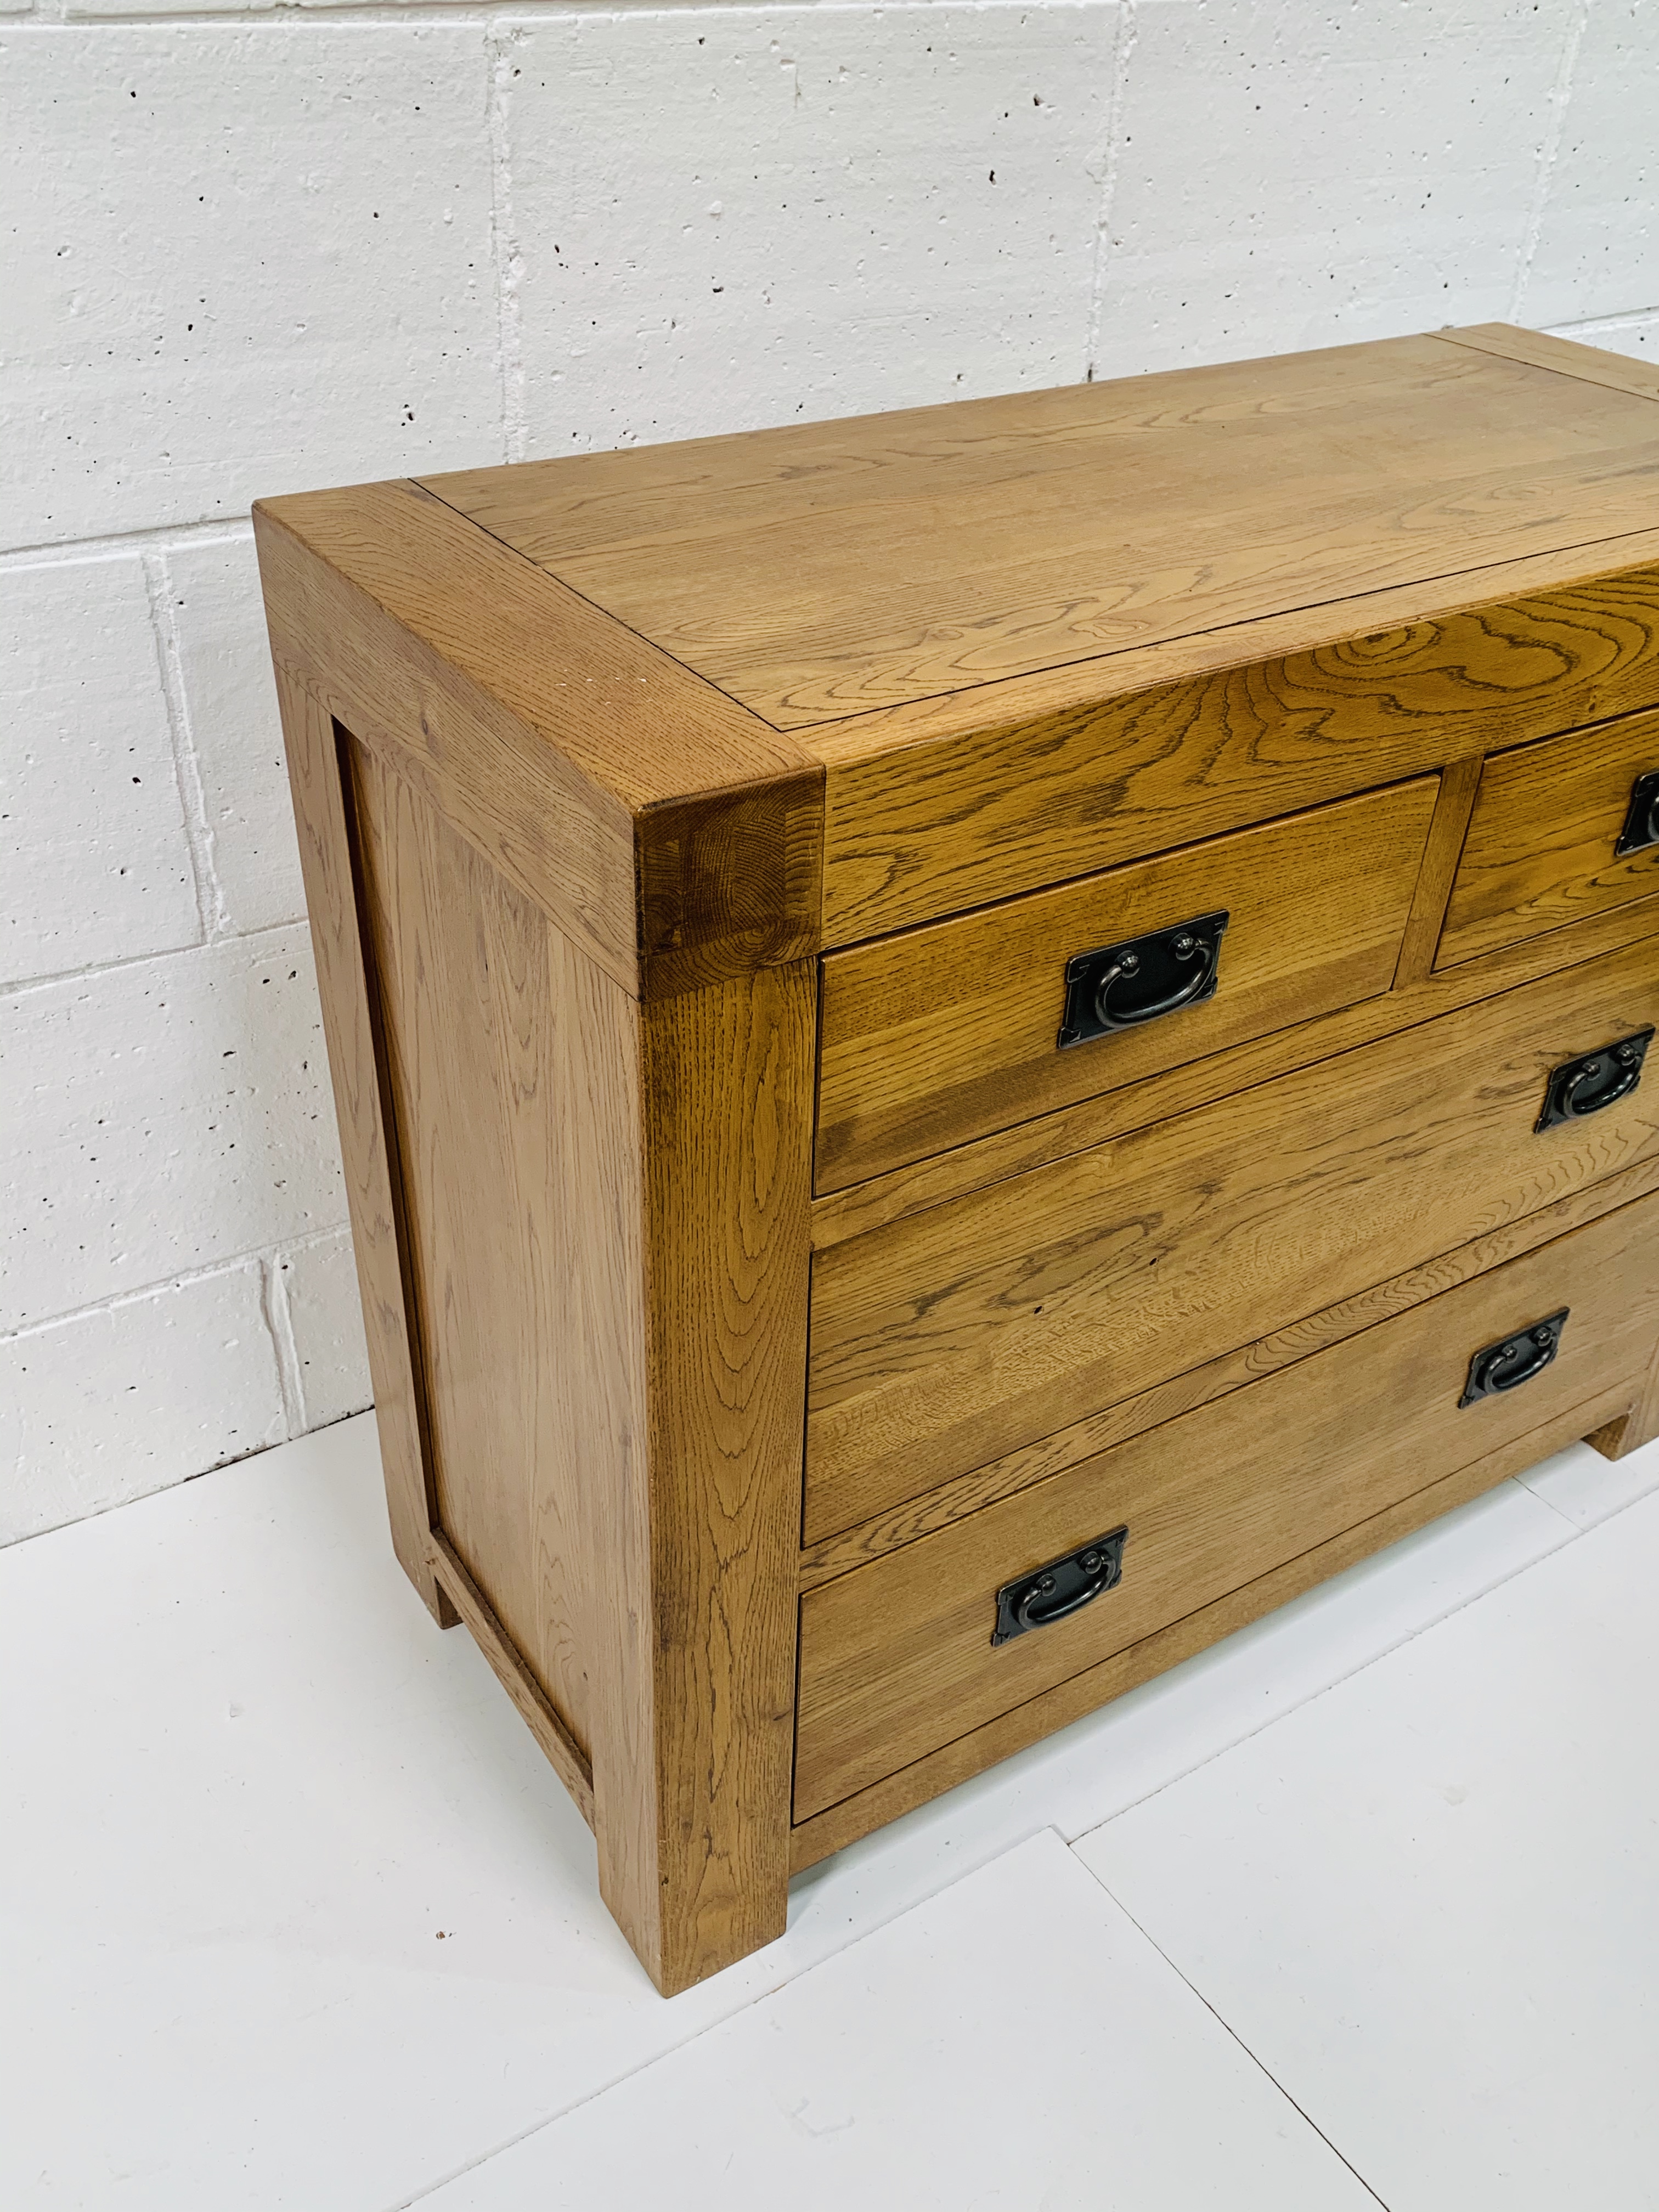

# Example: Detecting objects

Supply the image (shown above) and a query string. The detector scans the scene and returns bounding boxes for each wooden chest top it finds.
[256,323,1659,994]
[422,327,1659,730]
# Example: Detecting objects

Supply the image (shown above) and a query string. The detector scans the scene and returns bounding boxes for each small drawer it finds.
[1437,704,1659,970]
[804,934,1659,1544]
[815,778,1440,1192]
[795,1187,1659,1819]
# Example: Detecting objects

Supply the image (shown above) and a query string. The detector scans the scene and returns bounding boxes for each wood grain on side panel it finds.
[268,657,450,1626]
[348,738,607,1752]
[330,733,813,1993]
[805,937,1659,1543]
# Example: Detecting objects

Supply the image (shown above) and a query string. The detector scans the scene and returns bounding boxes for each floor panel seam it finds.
[383,1875,960,2211]
[383,1985,793,2212]
[1069,1855,1395,2211]
[1059,1498,1581,1841]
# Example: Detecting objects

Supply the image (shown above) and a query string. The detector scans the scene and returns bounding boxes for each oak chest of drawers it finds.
[257,323,1659,1994]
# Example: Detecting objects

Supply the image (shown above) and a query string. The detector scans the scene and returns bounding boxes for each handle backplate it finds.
[1459,1308,1570,1407]
[1614,770,1659,859]
[1058,911,1228,1051]
[1536,1028,1654,1131]
[992,1526,1128,1646]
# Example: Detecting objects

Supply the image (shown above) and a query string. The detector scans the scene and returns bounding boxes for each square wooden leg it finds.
[1585,1340,1659,1461]
[273,639,809,1992]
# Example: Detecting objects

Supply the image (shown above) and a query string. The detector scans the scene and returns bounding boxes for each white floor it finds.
[5,1417,1659,2211]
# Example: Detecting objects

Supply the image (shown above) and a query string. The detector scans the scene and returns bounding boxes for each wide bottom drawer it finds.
[794,1187,1659,1820]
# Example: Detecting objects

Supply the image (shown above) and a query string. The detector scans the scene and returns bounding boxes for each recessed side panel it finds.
[347,733,646,1763]
[266,662,450,1628]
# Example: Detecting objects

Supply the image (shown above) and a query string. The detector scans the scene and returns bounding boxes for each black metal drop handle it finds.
[992,1526,1128,1645]
[1615,770,1659,859]
[1017,1555,1114,1633]
[1558,1050,1643,1118]
[1058,912,1229,1051]
[1093,932,1219,1029]
[1536,1029,1653,1130]
[1459,1309,1569,1407]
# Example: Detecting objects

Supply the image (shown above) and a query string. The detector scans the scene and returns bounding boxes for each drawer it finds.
[815,777,1438,1192]
[1437,704,1659,970]
[795,1187,1659,1819]
[804,933,1659,1543]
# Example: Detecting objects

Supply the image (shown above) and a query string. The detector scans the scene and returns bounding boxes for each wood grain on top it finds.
[1437,323,1659,407]
[422,330,1659,731]
[253,479,823,998]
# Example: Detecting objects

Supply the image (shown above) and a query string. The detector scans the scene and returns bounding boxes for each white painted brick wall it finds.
[1094,0,1579,375]
[503,7,1119,452]
[3,556,199,984]
[160,538,307,936]
[3,0,1657,1543]
[7,22,502,543]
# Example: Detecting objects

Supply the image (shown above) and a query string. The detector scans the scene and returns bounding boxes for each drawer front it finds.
[817,566,1659,949]
[805,934,1659,1544]
[816,777,1438,1193]
[796,1188,1659,1819]
[1437,705,1659,969]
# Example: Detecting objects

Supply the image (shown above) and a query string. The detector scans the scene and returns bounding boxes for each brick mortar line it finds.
[1509,0,1592,324]
[143,547,226,943]
[1551,305,1659,334]
[10,0,1032,25]
[487,18,528,464]
[1082,0,1134,383]
[0,517,253,571]
[1,915,310,1005]
[259,1252,311,1433]
[1,1223,357,1347]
